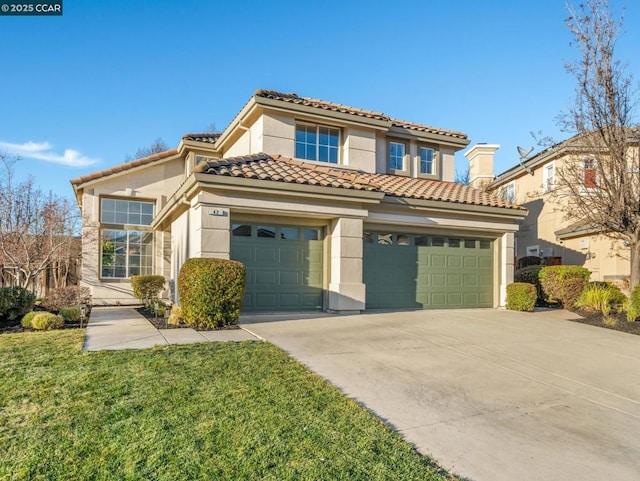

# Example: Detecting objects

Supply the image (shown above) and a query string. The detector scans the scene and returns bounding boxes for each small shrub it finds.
[626,284,640,322]
[21,311,39,328]
[506,283,537,312]
[539,266,591,308]
[59,306,82,322]
[178,258,246,328]
[575,282,626,317]
[168,305,183,326]
[43,286,91,312]
[0,287,36,323]
[131,275,166,307]
[514,266,544,304]
[31,312,64,330]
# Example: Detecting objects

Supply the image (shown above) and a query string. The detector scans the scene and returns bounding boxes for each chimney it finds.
[464,143,499,190]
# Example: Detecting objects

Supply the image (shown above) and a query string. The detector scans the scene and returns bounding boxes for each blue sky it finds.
[1,0,638,200]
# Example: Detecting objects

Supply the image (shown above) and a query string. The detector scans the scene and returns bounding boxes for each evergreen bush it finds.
[31,312,64,330]
[506,283,537,312]
[0,287,36,323]
[539,266,590,308]
[131,275,165,307]
[178,258,245,328]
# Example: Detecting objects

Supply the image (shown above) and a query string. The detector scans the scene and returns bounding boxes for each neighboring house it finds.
[70,89,526,311]
[474,137,633,288]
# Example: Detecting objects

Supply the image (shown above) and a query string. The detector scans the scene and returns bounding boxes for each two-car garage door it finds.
[231,223,494,311]
[363,232,494,309]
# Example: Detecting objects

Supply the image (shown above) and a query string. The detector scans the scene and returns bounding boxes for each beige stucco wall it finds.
[492,153,630,283]
[79,157,185,305]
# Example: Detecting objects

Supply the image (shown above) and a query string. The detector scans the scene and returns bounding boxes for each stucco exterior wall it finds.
[343,127,376,172]
[492,153,630,284]
[79,157,185,305]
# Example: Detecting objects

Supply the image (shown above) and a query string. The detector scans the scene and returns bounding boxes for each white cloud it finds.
[0,140,99,167]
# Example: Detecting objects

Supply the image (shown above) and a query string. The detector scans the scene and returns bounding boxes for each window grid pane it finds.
[101,229,153,278]
[101,199,154,226]
[296,124,338,163]
[390,142,404,170]
[420,147,434,174]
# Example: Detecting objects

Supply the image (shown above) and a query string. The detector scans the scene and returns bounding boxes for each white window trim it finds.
[389,140,407,173]
[418,145,438,178]
[502,181,515,203]
[542,161,555,193]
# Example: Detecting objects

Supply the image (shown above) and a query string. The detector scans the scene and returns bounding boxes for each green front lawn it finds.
[0,331,457,480]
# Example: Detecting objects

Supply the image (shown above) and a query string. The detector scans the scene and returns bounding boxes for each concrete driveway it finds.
[241,309,640,481]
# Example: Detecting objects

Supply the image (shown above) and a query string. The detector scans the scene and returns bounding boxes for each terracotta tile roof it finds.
[182,133,221,144]
[195,153,522,210]
[70,149,178,186]
[255,89,468,140]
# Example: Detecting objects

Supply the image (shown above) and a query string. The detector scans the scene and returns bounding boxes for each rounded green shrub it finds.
[514,265,544,304]
[21,311,39,328]
[178,258,246,328]
[167,305,183,326]
[506,283,537,312]
[31,312,64,330]
[59,306,82,322]
[539,265,591,308]
[131,275,165,306]
[0,287,36,323]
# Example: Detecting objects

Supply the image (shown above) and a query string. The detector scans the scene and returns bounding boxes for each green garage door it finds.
[231,223,324,311]
[364,232,493,309]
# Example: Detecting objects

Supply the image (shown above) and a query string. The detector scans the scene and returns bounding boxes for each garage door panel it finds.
[231,224,324,312]
[463,274,479,286]
[256,247,277,263]
[431,255,446,267]
[447,274,462,286]
[463,256,478,268]
[255,270,277,284]
[448,256,462,268]
[479,257,493,269]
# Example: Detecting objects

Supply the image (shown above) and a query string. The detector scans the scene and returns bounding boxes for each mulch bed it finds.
[565,308,640,336]
[135,307,240,331]
[0,320,86,334]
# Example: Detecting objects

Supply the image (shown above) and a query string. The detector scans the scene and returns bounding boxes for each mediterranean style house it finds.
[70,89,526,311]
[476,136,635,288]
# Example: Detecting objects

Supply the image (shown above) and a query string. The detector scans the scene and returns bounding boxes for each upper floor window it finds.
[389,141,405,171]
[543,162,555,192]
[101,198,154,225]
[501,182,515,203]
[295,124,339,164]
[419,147,435,175]
[584,159,597,188]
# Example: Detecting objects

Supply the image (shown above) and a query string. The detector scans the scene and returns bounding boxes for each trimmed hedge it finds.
[59,306,82,322]
[506,283,537,312]
[514,265,544,304]
[0,287,36,323]
[31,312,64,330]
[131,275,165,306]
[178,258,246,328]
[539,265,591,308]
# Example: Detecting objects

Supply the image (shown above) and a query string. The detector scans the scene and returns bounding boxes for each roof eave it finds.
[381,195,528,219]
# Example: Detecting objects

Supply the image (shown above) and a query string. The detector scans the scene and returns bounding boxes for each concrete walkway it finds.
[83,307,258,351]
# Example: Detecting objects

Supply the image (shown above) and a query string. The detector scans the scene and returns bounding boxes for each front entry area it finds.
[230,223,324,311]
[363,231,494,309]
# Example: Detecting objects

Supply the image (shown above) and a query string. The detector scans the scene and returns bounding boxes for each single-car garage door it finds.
[231,223,324,311]
[364,232,493,309]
